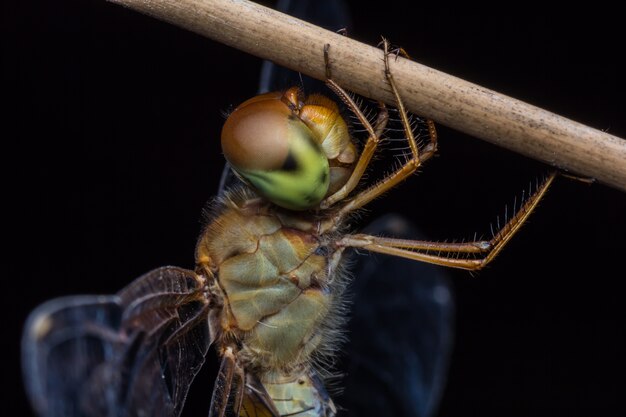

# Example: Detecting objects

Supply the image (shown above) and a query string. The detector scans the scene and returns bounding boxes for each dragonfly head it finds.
[221,88,330,210]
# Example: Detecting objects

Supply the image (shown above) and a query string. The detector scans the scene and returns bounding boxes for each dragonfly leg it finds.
[332,38,437,216]
[232,362,245,416]
[321,43,389,209]
[209,347,239,417]
[337,172,557,271]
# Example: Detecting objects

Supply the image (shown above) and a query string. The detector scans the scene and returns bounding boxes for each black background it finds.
[4,1,625,416]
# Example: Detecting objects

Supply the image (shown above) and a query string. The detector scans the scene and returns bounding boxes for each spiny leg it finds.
[321,43,389,209]
[386,40,438,158]
[232,362,245,416]
[332,38,438,217]
[382,39,437,166]
[336,172,557,271]
[209,347,237,417]
[208,347,247,417]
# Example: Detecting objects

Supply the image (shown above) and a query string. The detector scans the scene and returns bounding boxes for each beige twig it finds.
[107,0,626,192]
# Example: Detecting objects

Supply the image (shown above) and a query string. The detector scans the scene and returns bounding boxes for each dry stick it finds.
[108,0,626,192]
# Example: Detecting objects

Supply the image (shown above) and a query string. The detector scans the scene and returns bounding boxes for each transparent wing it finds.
[258,0,351,94]
[238,374,281,417]
[217,162,245,197]
[342,215,454,417]
[22,266,214,417]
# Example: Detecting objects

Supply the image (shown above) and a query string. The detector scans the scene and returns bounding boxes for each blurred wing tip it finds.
[23,295,115,340]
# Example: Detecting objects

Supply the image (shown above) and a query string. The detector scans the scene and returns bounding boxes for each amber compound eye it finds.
[221,92,330,211]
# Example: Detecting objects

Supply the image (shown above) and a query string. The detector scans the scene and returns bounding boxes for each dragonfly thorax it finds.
[196,186,348,375]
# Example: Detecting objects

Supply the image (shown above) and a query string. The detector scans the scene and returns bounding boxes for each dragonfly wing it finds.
[217,162,246,197]
[343,214,454,417]
[239,374,280,417]
[22,266,213,417]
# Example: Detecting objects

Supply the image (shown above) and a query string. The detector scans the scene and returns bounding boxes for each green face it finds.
[221,92,331,211]
[237,121,330,210]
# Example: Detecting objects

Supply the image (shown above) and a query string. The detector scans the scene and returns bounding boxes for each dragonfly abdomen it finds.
[245,371,336,417]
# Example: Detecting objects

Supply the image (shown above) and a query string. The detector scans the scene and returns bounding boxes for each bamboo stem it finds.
[107,0,626,192]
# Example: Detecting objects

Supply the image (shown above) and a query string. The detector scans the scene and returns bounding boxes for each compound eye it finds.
[221,93,330,210]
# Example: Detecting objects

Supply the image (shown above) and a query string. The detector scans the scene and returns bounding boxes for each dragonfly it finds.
[21,39,557,417]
